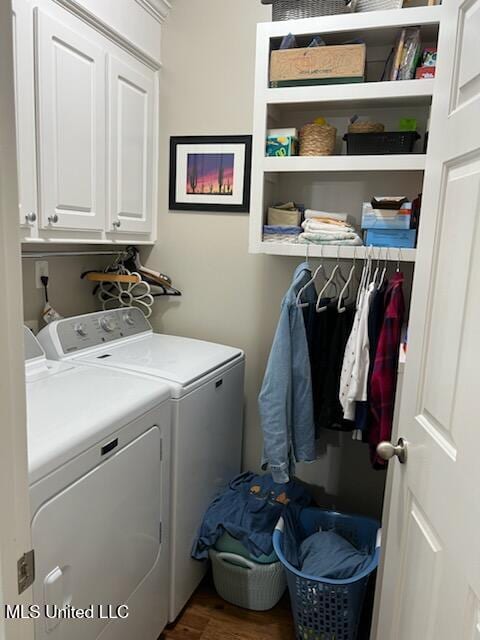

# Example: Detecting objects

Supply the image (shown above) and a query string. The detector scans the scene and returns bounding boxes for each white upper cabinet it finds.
[13,0,164,244]
[12,0,38,231]
[107,56,156,236]
[35,8,106,232]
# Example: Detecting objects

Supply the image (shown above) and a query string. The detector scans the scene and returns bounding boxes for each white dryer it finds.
[38,308,245,621]
[24,327,171,640]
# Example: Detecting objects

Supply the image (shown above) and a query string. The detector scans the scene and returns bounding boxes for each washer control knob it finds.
[123,311,135,326]
[100,316,117,333]
[74,322,87,337]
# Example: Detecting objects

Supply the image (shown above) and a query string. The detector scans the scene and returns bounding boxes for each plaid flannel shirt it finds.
[368,272,405,468]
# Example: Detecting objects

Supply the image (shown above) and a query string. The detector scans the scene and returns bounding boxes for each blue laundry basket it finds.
[273,507,381,640]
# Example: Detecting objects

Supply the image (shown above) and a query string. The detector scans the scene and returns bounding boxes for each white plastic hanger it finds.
[338,247,357,313]
[317,246,346,313]
[333,244,348,292]
[371,247,381,286]
[356,247,369,309]
[316,254,340,313]
[296,245,326,308]
[377,247,388,288]
[97,266,154,318]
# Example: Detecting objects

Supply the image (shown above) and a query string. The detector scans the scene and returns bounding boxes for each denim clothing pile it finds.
[191,472,312,560]
[298,531,372,579]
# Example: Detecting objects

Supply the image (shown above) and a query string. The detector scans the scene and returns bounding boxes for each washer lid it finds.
[77,334,244,388]
[26,363,170,484]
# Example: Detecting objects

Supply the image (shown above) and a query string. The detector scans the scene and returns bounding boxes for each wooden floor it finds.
[162,577,295,640]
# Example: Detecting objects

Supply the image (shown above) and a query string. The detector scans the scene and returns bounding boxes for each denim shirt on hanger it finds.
[259,262,316,483]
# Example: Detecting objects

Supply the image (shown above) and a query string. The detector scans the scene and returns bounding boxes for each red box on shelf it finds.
[415,66,436,79]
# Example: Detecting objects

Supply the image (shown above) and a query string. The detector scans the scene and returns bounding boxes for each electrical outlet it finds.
[35,261,49,289]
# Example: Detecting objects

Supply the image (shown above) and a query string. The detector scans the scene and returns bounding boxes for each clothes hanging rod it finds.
[21,250,124,259]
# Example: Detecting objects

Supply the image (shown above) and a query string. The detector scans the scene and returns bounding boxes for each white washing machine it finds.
[24,327,171,640]
[38,308,245,622]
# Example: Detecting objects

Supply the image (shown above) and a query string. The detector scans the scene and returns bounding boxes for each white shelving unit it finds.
[261,242,417,262]
[249,6,443,261]
[266,78,435,108]
[264,155,427,173]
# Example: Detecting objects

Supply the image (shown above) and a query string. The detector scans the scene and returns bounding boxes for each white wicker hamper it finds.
[209,549,287,611]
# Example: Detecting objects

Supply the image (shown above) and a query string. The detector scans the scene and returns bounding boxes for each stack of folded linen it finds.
[298,211,362,246]
[304,209,351,223]
[263,225,302,244]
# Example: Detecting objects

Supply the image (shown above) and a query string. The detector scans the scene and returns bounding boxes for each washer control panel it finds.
[56,308,151,354]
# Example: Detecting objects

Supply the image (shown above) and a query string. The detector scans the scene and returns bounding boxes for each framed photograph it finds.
[169,135,252,212]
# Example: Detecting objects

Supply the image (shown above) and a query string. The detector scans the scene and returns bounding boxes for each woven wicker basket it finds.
[355,0,403,12]
[263,0,402,18]
[348,121,385,134]
[266,0,354,20]
[210,550,286,611]
[300,123,337,156]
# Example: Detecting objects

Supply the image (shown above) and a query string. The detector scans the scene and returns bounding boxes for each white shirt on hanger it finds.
[339,283,376,422]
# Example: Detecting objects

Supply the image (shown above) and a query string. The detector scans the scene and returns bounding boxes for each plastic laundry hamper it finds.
[209,549,287,611]
[273,507,381,640]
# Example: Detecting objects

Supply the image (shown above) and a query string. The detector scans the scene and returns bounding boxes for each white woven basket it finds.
[209,549,287,611]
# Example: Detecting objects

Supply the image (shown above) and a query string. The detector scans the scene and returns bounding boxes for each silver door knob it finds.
[48,214,59,224]
[25,212,37,224]
[112,219,121,229]
[376,438,408,464]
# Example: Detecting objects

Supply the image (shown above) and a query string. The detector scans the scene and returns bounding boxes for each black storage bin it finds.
[343,131,421,155]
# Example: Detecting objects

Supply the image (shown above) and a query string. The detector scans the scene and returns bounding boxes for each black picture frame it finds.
[169,135,252,213]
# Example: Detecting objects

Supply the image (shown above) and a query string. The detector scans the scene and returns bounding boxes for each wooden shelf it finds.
[265,79,434,109]
[257,242,417,262]
[264,155,426,173]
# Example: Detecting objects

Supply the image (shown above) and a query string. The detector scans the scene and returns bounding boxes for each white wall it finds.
[22,253,109,329]
[144,0,388,518]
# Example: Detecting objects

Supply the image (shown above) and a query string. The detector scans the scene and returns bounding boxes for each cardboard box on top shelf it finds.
[270,44,366,88]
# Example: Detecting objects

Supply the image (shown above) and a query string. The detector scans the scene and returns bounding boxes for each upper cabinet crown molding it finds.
[135,0,173,23]
[53,0,165,68]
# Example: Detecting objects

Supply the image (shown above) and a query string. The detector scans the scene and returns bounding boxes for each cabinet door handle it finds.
[48,214,59,224]
[25,212,37,224]
[112,219,121,229]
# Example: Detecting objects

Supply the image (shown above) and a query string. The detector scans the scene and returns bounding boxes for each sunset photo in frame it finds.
[169,135,252,212]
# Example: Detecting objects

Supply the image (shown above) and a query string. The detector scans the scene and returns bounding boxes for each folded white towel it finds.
[302,219,359,236]
[304,209,353,223]
[302,221,350,234]
[302,219,350,230]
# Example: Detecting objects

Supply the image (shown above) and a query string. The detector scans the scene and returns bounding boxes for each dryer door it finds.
[32,426,162,640]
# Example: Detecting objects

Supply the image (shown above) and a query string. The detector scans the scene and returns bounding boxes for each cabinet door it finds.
[35,8,106,231]
[12,0,37,231]
[108,56,156,236]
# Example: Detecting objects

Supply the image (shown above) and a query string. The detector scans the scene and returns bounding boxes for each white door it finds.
[35,7,106,232]
[375,2,480,638]
[12,0,37,231]
[0,2,34,638]
[108,55,155,235]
